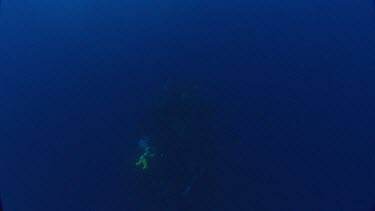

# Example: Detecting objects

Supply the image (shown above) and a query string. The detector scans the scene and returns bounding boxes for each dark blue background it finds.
[1,0,375,210]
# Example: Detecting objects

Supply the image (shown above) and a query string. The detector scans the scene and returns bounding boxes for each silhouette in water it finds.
[132,81,221,211]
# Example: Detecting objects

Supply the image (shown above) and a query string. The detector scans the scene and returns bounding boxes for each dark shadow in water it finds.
[132,80,222,211]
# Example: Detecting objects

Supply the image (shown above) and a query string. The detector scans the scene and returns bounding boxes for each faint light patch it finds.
[138,137,150,150]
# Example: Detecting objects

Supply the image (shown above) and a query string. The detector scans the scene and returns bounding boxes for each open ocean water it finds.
[1,0,375,210]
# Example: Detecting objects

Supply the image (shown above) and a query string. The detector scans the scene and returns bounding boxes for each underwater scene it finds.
[1,0,375,210]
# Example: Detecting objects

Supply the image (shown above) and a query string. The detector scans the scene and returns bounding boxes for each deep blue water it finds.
[1,1,375,210]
